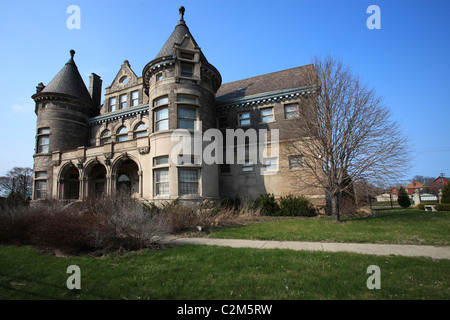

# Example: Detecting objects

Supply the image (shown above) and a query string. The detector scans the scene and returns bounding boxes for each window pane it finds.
[120,95,127,102]
[35,171,47,179]
[135,123,147,131]
[156,108,168,121]
[154,156,169,166]
[240,119,250,126]
[156,168,169,182]
[261,108,273,116]
[118,127,128,134]
[156,119,169,131]
[242,162,254,172]
[117,135,128,142]
[39,136,49,145]
[180,169,198,182]
[38,128,50,134]
[132,91,139,99]
[178,118,195,130]
[101,130,111,137]
[155,96,169,106]
[239,112,250,120]
[178,95,196,103]
[179,107,196,119]
[156,183,169,195]
[289,156,303,168]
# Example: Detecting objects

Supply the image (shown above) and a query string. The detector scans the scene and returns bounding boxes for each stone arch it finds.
[83,160,109,197]
[111,154,142,197]
[58,162,80,200]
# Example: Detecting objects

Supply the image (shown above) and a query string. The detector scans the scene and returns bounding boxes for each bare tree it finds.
[284,56,411,221]
[0,167,33,197]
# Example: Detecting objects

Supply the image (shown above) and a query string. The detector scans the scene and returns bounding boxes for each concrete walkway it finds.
[162,236,450,260]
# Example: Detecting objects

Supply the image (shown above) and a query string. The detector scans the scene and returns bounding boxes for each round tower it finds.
[142,7,222,202]
[31,50,98,199]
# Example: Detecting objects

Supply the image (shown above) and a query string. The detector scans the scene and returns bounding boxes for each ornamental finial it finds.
[70,49,75,58]
[179,6,185,21]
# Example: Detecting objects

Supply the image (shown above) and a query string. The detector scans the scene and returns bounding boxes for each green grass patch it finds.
[210,209,450,245]
[0,245,449,300]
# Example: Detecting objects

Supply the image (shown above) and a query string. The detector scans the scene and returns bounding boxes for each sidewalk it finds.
[162,236,450,260]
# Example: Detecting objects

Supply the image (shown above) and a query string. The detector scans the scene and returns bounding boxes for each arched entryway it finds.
[87,163,108,196]
[60,165,80,200]
[114,159,140,196]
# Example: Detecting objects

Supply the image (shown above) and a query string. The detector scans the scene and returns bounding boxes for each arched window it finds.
[134,122,147,138]
[100,130,111,145]
[117,126,129,142]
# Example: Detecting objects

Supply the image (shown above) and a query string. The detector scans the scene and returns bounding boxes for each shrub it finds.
[255,193,280,216]
[435,203,450,212]
[278,195,315,217]
[398,187,411,208]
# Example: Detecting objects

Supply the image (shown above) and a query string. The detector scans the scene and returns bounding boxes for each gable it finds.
[109,60,139,92]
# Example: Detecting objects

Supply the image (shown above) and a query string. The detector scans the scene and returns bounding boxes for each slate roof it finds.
[40,51,93,103]
[155,19,207,63]
[216,64,316,103]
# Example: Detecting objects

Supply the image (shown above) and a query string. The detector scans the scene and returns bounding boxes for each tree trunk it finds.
[330,195,341,222]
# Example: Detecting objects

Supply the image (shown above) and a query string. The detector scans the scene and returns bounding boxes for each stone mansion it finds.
[31,7,324,206]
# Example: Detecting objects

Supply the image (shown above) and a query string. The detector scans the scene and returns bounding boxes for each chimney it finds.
[89,73,102,107]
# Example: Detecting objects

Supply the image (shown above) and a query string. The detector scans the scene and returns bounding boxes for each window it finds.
[180,63,194,78]
[134,122,147,138]
[154,156,169,166]
[34,171,47,199]
[263,157,278,171]
[238,112,251,126]
[289,155,304,169]
[119,94,127,109]
[180,51,194,60]
[131,90,139,107]
[178,106,196,130]
[37,128,50,153]
[154,168,169,196]
[42,102,49,109]
[117,126,128,142]
[100,130,112,145]
[261,107,274,123]
[179,168,199,195]
[110,98,117,112]
[242,162,254,173]
[156,73,163,82]
[155,107,169,131]
[177,94,197,104]
[178,155,196,165]
[154,96,169,107]
[284,103,299,119]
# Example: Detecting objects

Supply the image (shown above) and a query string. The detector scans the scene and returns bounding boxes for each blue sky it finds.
[0,0,449,182]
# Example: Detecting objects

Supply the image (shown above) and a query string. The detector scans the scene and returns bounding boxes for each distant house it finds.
[432,176,449,190]
[405,180,425,195]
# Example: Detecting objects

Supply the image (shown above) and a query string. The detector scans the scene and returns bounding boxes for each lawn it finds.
[209,209,450,245]
[0,244,449,300]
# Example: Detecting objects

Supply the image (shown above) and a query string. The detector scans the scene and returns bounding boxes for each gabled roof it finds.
[155,13,207,63]
[40,50,92,103]
[216,64,316,103]
[405,180,425,189]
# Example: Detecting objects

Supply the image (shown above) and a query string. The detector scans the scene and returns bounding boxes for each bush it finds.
[435,203,450,212]
[398,187,411,208]
[417,202,438,210]
[278,195,315,217]
[255,193,280,216]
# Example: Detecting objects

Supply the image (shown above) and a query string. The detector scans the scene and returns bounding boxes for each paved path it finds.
[162,236,450,260]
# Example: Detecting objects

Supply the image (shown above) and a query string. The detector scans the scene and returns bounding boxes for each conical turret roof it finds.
[41,50,93,103]
[155,7,208,62]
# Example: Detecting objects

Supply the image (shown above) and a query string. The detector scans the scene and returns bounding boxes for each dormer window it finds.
[180,51,194,60]
[180,63,194,78]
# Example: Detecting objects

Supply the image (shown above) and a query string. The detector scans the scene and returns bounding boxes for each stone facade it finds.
[31,8,325,206]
